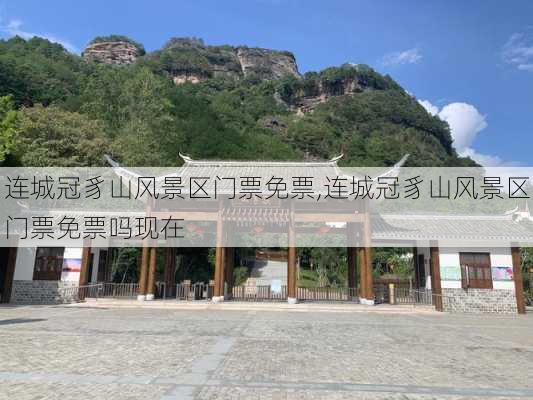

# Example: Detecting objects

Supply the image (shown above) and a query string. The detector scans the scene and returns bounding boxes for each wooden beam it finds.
[214,246,226,297]
[104,247,113,282]
[361,205,373,301]
[224,247,235,298]
[358,247,367,299]
[364,247,374,300]
[512,247,526,314]
[294,213,364,223]
[213,210,225,299]
[138,244,150,296]
[413,246,420,288]
[149,211,218,221]
[146,247,157,299]
[287,246,297,300]
[287,205,297,302]
[79,244,91,286]
[1,247,17,303]
[347,247,357,290]
[430,245,443,312]
[164,248,176,299]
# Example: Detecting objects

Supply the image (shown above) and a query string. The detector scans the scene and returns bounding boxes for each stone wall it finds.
[442,288,517,314]
[10,280,79,304]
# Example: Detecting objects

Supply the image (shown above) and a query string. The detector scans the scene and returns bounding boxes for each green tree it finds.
[110,68,179,166]
[308,247,347,287]
[17,105,108,166]
[0,36,88,107]
[0,96,19,165]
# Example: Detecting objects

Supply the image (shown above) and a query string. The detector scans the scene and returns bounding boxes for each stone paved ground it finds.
[0,304,532,399]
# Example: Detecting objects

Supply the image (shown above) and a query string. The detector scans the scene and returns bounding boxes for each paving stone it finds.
[0,305,532,399]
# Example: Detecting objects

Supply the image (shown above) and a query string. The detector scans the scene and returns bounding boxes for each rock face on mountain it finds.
[83,40,142,65]
[236,47,299,80]
[81,36,390,115]
[140,37,300,83]
[276,64,398,114]
[291,76,363,114]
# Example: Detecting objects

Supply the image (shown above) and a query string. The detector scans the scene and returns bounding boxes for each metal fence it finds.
[100,283,139,298]
[374,284,433,305]
[98,282,167,299]
[232,285,288,301]
[57,284,102,303]
[57,282,168,303]
[174,281,433,305]
[297,287,358,302]
[176,282,214,301]
[410,288,434,305]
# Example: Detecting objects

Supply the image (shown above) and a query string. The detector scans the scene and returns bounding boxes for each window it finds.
[459,252,492,289]
[33,247,65,281]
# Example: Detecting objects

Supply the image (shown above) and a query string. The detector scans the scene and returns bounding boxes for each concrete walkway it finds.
[1,304,532,399]
[72,298,438,314]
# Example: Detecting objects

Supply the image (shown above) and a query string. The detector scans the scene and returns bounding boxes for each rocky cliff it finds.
[83,36,300,81]
[278,64,398,114]
[82,36,393,114]
[83,40,143,65]
[290,75,363,114]
[142,37,300,83]
[236,47,299,80]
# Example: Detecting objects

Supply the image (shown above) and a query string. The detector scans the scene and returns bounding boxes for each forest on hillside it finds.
[0,36,478,168]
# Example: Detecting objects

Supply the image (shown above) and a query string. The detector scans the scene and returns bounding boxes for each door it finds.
[459,252,492,289]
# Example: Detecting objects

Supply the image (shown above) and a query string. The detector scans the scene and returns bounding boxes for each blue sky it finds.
[0,0,532,165]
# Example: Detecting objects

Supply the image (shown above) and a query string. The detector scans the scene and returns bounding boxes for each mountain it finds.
[0,35,477,167]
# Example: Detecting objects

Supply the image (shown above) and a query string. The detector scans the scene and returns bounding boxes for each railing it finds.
[57,283,102,303]
[373,283,433,305]
[155,282,167,299]
[232,285,287,301]
[100,283,139,298]
[297,287,358,302]
[57,282,169,303]
[171,281,434,305]
[373,284,389,304]
[176,282,214,301]
[255,249,287,262]
[410,288,433,305]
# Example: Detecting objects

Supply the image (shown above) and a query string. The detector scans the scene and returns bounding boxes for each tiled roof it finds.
[372,214,533,242]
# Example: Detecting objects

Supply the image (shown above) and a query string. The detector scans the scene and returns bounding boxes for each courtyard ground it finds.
[0,302,532,400]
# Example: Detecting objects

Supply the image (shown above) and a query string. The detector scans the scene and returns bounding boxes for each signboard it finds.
[440,265,461,281]
[492,266,513,281]
[61,247,83,282]
[271,279,282,294]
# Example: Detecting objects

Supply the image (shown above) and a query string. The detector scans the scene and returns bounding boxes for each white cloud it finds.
[418,99,519,166]
[502,31,533,72]
[418,100,487,151]
[458,147,515,167]
[417,99,438,116]
[0,16,78,53]
[438,102,487,151]
[381,48,422,67]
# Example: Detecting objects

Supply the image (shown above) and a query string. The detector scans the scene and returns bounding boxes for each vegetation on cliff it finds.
[0,35,475,168]
[88,35,146,55]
